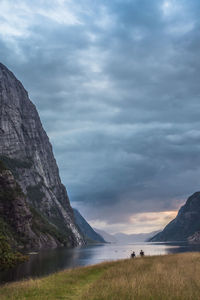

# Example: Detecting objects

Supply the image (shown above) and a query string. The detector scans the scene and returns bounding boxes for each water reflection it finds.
[1,242,200,284]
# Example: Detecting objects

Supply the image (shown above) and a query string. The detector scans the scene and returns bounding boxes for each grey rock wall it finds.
[0,63,85,248]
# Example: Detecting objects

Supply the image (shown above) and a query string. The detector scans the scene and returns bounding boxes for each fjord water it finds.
[1,242,200,284]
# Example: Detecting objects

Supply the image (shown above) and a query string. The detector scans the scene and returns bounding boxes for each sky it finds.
[0,0,200,234]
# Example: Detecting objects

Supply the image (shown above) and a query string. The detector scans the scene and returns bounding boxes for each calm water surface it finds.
[1,242,200,284]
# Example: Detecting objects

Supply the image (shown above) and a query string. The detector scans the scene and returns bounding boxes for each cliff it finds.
[0,160,67,250]
[0,63,85,249]
[150,192,200,242]
[73,209,105,243]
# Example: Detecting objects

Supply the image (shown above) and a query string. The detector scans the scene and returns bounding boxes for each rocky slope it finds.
[188,231,200,244]
[0,63,85,249]
[0,160,66,250]
[73,209,105,243]
[150,192,200,242]
[0,160,34,247]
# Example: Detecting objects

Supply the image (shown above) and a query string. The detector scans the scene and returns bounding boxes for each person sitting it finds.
[131,251,136,258]
[140,250,144,257]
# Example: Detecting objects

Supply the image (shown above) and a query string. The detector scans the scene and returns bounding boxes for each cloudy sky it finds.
[1,0,200,234]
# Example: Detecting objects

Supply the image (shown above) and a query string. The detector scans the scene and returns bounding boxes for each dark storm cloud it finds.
[1,0,200,227]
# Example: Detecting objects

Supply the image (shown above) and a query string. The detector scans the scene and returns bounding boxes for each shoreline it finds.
[1,252,200,299]
[1,241,200,286]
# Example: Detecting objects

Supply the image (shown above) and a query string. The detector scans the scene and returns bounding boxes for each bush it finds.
[0,235,28,270]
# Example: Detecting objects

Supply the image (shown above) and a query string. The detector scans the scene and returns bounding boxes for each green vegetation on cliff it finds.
[0,160,29,269]
[0,253,200,299]
[0,218,27,270]
[0,159,68,257]
[0,235,27,270]
[30,206,69,246]
[0,157,76,260]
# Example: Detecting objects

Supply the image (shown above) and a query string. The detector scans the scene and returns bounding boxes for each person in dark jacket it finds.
[140,250,144,257]
[131,251,136,258]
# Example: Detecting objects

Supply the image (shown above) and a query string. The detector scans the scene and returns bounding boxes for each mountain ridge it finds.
[73,209,105,243]
[150,192,200,242]
[94,228,159,243]
[0,62,85,249]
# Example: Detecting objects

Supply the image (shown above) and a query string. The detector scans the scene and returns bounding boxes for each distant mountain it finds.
[73,209,105,243]
[94,229,159,243]
[150,192,200,242]
[114,231,160,243]
[94,229,117,243]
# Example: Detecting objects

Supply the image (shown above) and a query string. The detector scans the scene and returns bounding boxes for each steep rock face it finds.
[0,63,84,248]
[150,192,200,242]
[73,209,105,243]
[0,163,34,245]
[188,231,200,244]
[0,161,64,249]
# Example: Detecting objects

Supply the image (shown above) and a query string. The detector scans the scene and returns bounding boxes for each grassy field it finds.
[1,252,200,300]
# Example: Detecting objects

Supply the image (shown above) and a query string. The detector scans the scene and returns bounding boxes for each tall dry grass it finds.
[81,253,200,300]
[1,253,200,300]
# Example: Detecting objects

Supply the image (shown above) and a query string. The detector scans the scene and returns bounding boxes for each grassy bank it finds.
[1,252,200,300]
